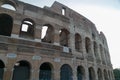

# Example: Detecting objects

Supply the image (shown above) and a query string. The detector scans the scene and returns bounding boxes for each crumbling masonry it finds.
[0,0,114,80]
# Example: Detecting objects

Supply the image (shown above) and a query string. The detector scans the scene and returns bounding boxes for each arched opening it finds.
[99,44,105,64]
[59,29,69,47]
[75,33,82,52]
[97,68,102,80]
[104,69,108,80]
[0,60,5,80]
[41,24,54,43]
[1,4,16,11]
[60,64,73,80]
[108,70,111,80]
[88,67,95,80]
[12,60,31,80]
[77,66,85,80]
[0,13,13,36]
[19,18,35,39]
[39,62,53,80]
[62,7,66,15]
[85,37,91,53]
[93,41,98,58]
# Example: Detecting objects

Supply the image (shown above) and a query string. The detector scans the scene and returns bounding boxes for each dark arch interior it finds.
[77,66,84,80]
[0,60,5,68]
[60,64,73,80]
[85,37,91,53]
[89,67,95,80]
[41,24,54,43]
[60,29,69,47]
[0,14,13,36]
[0,60,5,80]
[39,63,52,80]
[104,70,108,80]
[75,34,82,51]
[19,19,34,39]
[12,61,30,80]
[98,69,102,80]
[40,63,51,70]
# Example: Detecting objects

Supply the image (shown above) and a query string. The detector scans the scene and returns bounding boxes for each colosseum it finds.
[0,0,114,80]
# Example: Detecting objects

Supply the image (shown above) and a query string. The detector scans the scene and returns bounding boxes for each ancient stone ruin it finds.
[0,0,114,80]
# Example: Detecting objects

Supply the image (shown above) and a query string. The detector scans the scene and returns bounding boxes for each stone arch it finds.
[41,24,54,43]
[1,0,17,11]
[60,64,73,80]
[12,60,31,80]
[99,44,105,64]
[59,28,69,47]
[93,41,98,58]
[97,68,102,80]
[0,60,5,80]
[104,69,108,80]
[77,66,85,80]
[88,67,95,80]
[39,62,53,80]
[85,37,91,53]
[19,18,35,39]
[0,13,13,36]
[75,33,82,52]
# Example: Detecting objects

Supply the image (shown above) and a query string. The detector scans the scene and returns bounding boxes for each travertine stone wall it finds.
[0,0,114,80]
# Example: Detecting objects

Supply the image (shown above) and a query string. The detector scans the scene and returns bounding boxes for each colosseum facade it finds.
[0,0,114,80]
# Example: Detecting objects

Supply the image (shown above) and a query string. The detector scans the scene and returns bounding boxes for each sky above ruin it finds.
[19,0,120,69]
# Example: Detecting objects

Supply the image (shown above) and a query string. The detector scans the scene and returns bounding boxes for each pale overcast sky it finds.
[19,0,120,69]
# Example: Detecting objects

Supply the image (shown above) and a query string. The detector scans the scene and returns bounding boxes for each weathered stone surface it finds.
[0,0,114,80]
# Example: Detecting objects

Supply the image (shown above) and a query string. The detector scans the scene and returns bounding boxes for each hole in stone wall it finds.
[62,7,66,15]
[1,4,16,11]
[12,60,31,80]
[85,37,91,53]
[41,24,54,43]
[19,19,34,39]
[0,13,13,36]
[60,29,69,47]
[41,26,48,39]
[75,33,82,52]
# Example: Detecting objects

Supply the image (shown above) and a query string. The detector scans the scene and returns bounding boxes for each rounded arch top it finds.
[77,65,85,74]
[0,60,5,68]
[0,13,13,36]
[14,60,31,69]
[60,64,72,70]
[39,62,54,70]
[22,18,35,25]
[43,24,54,28]
[60,28,70,34]
[1,0,18,11]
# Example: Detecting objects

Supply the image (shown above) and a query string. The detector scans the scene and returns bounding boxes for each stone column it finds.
[3,58,16,80]
[11,20,21,38]
[30,68,39,80]
[102,70,105,80]
[3,68,13,80]
[31,58,41,80]
[94,67,98,80]
[54,29,60,46]
[35,25,42,42]
[85,66,89,80]
[53,62,60,80]
[54,68,60,80]
[73,69,77,80]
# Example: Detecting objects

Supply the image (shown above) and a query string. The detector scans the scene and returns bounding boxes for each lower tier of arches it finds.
[0,59,114,80]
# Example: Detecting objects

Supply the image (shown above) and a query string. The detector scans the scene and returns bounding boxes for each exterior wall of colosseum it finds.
[0,0,114,80]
